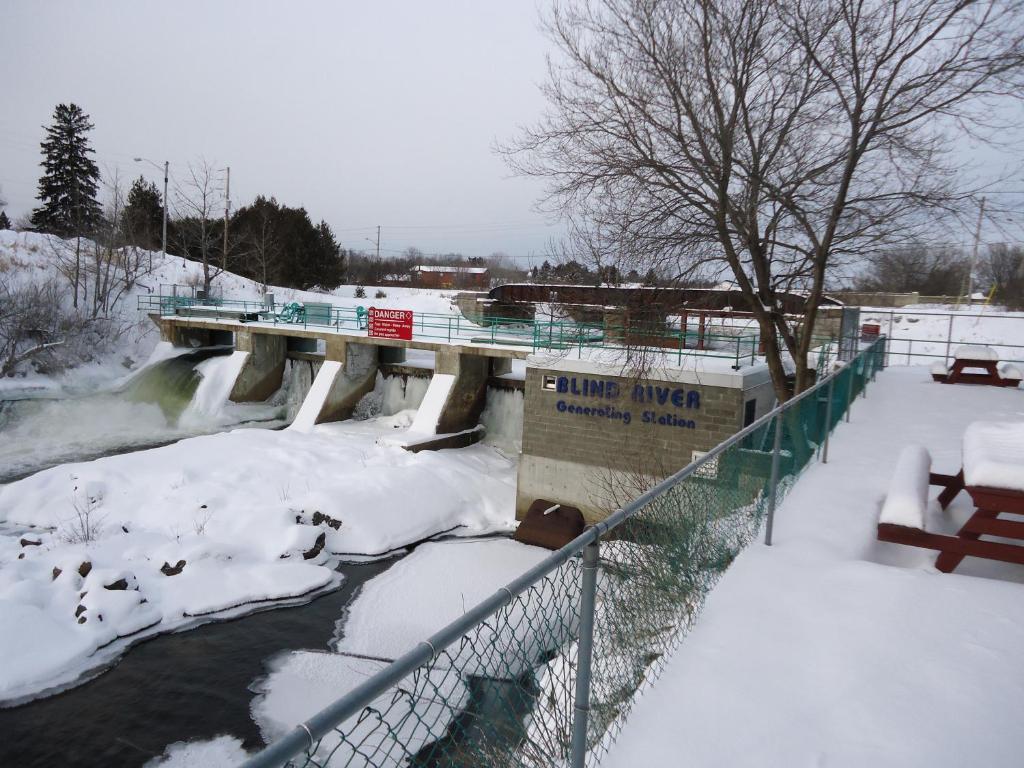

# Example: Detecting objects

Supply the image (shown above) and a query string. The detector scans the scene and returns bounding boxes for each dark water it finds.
[0,558,397,768]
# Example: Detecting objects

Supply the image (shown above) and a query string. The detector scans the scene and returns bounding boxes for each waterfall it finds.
[353,373,432,420]
[479,387,524,452]
[282,359,322,423]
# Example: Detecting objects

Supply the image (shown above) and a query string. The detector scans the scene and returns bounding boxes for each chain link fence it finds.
[243,337,887,768]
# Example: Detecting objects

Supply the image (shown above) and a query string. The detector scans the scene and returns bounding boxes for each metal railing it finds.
[242,336,888,768]
[138,293,770,364]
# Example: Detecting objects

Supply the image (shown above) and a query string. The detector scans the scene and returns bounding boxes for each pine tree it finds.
[31,103,102,236]
[122,175,164,251]
[0,211,10,230]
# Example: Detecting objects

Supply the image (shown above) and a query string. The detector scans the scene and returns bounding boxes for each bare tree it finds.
[978,242,1024,308]
[173,160,228,294]
[505,0,1024,398]
[854,244,969,296]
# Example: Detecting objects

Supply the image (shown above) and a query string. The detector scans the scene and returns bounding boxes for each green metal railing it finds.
[241,337,887,768]
[138,293,773,364]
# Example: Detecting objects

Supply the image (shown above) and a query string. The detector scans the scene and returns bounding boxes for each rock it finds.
[78,561,92,578]
[121,525,129,534]
[104,578,129,591]
[311,511,342,530]
[52,567,63,581]
[303,532,326,560]
[161,559,186,576]
[74,604,86,617]
[19,538,41,547]
[77,616,86,625]
[17,553,24,560]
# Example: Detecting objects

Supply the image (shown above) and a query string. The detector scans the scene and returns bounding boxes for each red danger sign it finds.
[368,307,413,340]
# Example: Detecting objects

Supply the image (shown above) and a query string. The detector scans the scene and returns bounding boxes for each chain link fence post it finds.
[764,409,784,546]
[570,536,601,768]
[822,376,835,464]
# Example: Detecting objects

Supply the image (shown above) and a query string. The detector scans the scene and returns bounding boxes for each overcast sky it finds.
[0,1,560,263]
[3,1,1024,264]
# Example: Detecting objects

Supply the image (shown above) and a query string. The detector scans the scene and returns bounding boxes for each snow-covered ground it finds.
[0,412,517,704]
[861,305,1024,366]
[602,366,1024,768]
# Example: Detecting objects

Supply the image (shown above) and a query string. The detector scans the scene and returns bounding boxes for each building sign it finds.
[550,375,700,430]
[368,307,413,340]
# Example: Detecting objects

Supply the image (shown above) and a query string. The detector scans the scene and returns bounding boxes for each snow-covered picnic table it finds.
[877,420,1024,573]
[930,345,1022,387]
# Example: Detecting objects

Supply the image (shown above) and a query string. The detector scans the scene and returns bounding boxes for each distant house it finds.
[410,265,489,290]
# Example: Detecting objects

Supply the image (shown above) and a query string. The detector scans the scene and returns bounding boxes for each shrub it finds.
[354,285,366,298]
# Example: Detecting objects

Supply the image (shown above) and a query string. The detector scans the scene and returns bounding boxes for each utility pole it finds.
[375,225,381,261]
[223,166,231,274]
[966,196,985,306]
[160,160,168,274]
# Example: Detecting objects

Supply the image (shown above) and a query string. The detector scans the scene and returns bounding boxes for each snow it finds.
[963,421,1024,491]
[999,363,1022,380]
[0,416,516,702]
[955,344,999,361]
[251,539,551,757]
[288,360,341,433]
[861,306,1024,368]
[602,367,1024,768]
[930,361,949,375]
[144,735,249,767]
[408,374,455,435]
[334,538,551,661]
[878,445,933,529]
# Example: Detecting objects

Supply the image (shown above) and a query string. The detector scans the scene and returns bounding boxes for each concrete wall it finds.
[230,331,287,402]
[434,349,490,434]
[315,341,379,423]
[516,366,774,521]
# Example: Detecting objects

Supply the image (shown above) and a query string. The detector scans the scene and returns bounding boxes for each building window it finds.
[542,375,557,391]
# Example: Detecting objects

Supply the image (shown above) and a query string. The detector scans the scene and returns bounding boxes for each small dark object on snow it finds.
[161,559,186,576]
[78,561,92,578]
[74,604,86,617]
[77,616,86,625]
[52,567,62,581]
[514,499,585,550]
[20,538,41,547]
[105,578,128,591]
[121,525,129,534]
[17,553,24,560]
[303,532,327,560]
[312,511,342,530]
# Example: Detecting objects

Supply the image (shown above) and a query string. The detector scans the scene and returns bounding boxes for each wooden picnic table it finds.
[926,421,1024,571]
[931,345,1021,387]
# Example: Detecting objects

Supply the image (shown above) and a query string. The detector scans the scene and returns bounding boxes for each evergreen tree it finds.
[122,175,164,250]
[0,211,10,230]
[31,103,102,236]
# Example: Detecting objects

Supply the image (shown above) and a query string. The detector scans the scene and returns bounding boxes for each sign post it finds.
[368,307,414,341]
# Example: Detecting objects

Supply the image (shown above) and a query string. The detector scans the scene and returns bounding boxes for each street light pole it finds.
[134,157,169,274]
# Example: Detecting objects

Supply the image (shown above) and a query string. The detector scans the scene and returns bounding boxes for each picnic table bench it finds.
[930,345,1021,387]
[877,422,1024,573]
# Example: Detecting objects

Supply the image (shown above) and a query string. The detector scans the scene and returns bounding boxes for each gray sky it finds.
[0,1,560,262]
[3,1,1024,264]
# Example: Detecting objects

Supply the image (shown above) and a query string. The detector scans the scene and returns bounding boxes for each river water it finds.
[0,557,398,768]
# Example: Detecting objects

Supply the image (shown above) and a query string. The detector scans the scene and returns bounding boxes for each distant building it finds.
[411,265,489,290]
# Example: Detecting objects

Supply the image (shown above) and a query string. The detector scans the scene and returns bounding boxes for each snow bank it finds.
[963,421,1024,491]
[144,735,249,767]
[878,445,932,529]
[0,416,516,701]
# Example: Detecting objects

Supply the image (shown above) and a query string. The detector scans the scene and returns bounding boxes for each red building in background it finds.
[410,265,490,290]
